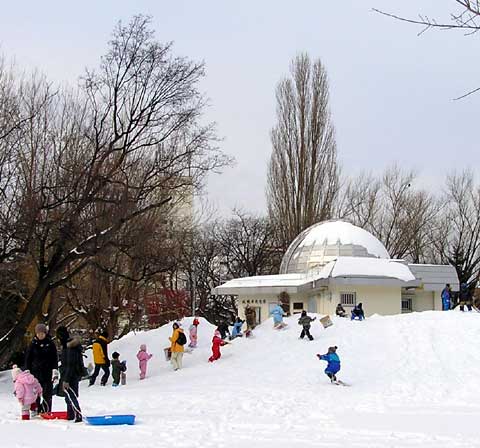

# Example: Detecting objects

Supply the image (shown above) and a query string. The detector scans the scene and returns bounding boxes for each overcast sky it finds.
[1,0,478,216]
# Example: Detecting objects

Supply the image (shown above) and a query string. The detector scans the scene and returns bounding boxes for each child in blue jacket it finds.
[317,346,341,383]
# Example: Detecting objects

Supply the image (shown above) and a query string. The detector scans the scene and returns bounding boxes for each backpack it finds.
[176,331,187,346]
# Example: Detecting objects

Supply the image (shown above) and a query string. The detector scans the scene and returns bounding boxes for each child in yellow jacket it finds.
[169,323,185,371]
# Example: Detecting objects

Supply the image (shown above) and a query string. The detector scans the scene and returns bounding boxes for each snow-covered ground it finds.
[2,311,480,447]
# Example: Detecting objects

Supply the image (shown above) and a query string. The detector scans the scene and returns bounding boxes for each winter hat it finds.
[11,365,21,382]
[140,344,147,351]
[35,323,47,335]
[327,346,338,354]
[214,329,221,338]
[112,351,120,359]
[100,330,109,338]
[193,318,199,326]
[301,310,306,316]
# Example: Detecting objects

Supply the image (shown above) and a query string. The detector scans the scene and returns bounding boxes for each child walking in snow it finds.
[12,365,43,420]
[317,346,341,384]
[136,344,153,379]
[111,352,127,387]
[208,329,229,362]
[298,310,316,340]
[189,318,199,348]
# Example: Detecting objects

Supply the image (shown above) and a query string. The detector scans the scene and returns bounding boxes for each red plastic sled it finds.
[40,411,69,420]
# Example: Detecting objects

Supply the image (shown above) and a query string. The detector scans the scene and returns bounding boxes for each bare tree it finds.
[0,16,229,366]
[432,171,480,289]
[338,165,440,261]
[267,53,339,250]
[215,209,281,278]
[374,2,480,34]
[374,2,480,99]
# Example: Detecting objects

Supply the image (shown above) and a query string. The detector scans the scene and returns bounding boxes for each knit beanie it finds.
[11,365,21,381]
[140,344,147,351]
[35,323,47,334]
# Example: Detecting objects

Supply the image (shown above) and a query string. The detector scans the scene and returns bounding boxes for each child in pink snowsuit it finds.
[188,318,199,348]
[12,365,43,420]
[136,344,153,380]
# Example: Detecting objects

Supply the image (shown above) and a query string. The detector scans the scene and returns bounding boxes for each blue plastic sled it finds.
[85,414,136,426]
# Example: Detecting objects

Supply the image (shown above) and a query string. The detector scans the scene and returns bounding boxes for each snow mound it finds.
[2,312,480,447]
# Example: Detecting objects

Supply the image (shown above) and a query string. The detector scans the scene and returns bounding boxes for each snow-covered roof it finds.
[216,273,311,289]
[214,256,417,295]
[280,220,390,275]
[330,257,416,282]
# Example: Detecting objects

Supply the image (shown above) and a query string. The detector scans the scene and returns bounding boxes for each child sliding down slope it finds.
[317,346,341,384]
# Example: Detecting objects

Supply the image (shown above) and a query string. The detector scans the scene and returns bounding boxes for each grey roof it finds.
[408,264,459,292]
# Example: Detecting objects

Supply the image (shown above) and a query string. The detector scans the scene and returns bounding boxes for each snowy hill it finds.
[2,312,480,447]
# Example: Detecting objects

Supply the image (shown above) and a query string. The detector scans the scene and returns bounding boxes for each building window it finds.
[293,302,304,311]
[402,298,412,313]
[340,292,356,307]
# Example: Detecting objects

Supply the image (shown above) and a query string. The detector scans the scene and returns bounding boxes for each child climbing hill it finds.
[209,329,229,362]
[189,318,199,348]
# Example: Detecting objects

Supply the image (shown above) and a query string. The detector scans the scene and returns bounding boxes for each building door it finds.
[308,297,317,313]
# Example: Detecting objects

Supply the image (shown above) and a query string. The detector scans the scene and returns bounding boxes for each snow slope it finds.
[2,312,480,448]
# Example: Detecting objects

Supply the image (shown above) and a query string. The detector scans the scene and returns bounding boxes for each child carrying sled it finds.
[136,344,153,380]
[111,352,127,387]
[11,365,43,420]
[209,329,229,362]
[317,346,341,384]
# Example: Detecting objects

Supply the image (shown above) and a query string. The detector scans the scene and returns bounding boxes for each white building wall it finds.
[412,290,435,312]
[433,290,443,311]
[236,284,438,322]
[329,284,401,316]
[238,295,274,325]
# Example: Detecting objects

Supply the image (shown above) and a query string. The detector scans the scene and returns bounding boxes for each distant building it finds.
[214,220,459,324]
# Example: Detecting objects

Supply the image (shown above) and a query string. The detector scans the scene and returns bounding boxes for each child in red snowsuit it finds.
[208,329,228,362]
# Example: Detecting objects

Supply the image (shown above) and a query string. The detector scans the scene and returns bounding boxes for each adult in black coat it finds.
[56,326,84,422]
[24,323,58,413]
[217,322,231,340]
